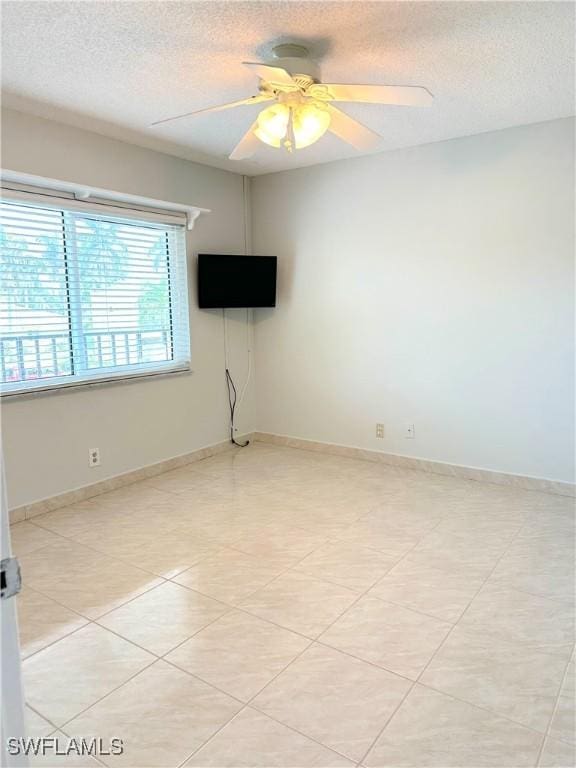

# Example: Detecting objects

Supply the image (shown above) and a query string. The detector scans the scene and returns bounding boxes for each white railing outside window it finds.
[0,196,190,395]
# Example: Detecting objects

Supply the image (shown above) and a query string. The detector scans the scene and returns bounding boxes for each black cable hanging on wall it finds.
[223,174,250,448]
[225,367,249,447]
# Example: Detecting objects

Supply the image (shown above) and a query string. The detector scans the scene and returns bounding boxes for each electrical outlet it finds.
[375,423,384,439]
[88,447,100,467]
[405,424,415,439]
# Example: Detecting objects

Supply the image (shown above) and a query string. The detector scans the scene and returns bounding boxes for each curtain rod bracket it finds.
[186,210,201,230]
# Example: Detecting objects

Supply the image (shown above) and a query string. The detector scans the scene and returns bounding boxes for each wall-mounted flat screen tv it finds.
[197,254,277,308]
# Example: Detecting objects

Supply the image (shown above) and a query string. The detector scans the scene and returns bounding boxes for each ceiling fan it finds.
[151,44,434,160]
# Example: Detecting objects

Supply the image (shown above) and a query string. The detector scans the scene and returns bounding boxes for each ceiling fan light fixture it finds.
[254,100,331,151]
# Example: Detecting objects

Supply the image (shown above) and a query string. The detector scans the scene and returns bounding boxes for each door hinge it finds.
[1,557,22,599]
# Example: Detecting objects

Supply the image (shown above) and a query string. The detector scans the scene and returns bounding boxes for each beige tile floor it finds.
[11,443,576,768]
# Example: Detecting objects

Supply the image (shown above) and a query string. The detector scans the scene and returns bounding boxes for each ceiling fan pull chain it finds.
[284,107,295,153]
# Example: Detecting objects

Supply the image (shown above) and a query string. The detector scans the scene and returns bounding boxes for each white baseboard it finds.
[9,435,252,525]
[252,431,575,498]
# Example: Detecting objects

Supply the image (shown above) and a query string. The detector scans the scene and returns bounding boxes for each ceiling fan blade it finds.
[309,83,433,107]
[243,62,296,87]
[150,94,272,127]
[325,104,382,151]
[229,122,260,161]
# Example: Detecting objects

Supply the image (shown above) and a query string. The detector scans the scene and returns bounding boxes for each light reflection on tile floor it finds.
[12,444,576,767]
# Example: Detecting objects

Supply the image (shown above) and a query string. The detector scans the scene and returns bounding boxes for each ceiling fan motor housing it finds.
[271,44,320,84]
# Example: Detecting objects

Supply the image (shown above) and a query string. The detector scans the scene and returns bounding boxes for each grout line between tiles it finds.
[415,680,562,740]
[22,572,167,628]
[534,645,576,765]
[24,702,61,734]
[173,704,351,768]
[20,620,90,664]
[56,651,158,732]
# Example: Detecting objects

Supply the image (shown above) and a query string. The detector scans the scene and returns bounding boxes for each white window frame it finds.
[0,176,209,397]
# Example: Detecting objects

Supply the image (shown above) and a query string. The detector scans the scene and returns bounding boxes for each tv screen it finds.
[198,254,277,308]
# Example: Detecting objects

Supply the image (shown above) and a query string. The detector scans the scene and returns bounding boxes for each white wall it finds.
[3,113,573,504]
[1,108,254,508]
[252,118,575,484]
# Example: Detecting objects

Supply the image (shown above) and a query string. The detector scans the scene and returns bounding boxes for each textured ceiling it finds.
[1,1,574,176]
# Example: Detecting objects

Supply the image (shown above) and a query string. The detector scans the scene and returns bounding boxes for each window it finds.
[0,196,190,395]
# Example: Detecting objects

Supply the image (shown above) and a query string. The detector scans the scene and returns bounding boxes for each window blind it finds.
[0,197,190,395]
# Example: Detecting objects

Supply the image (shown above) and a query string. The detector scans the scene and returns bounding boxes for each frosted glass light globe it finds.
[254,100,331,151]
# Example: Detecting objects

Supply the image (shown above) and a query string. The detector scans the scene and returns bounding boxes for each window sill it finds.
[0,365,192,400]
